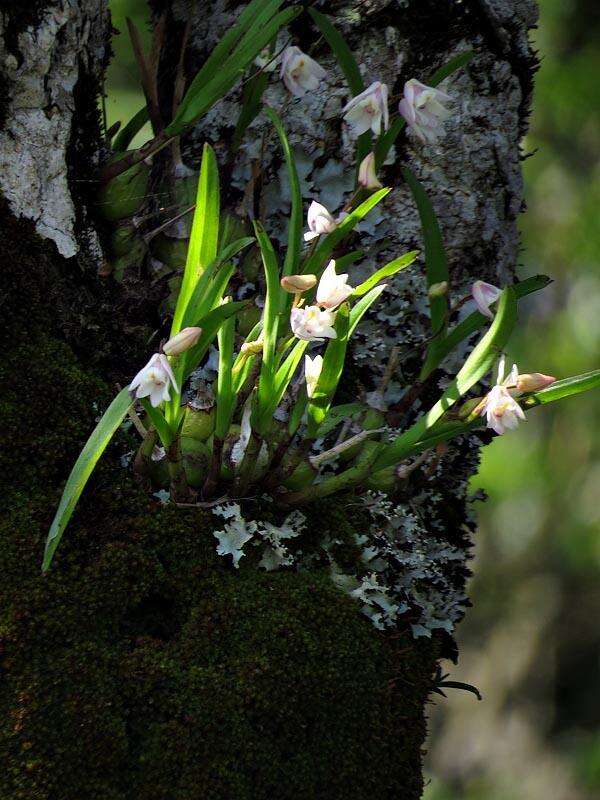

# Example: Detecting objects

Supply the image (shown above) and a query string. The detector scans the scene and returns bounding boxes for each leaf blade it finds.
[43,388,133,571]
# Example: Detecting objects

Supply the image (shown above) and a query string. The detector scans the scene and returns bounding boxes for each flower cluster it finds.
[287,259,354,345]
[280,46,453,145]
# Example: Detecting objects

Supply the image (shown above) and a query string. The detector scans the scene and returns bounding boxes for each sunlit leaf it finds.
[43,388,133,572]
[353,250,418,296]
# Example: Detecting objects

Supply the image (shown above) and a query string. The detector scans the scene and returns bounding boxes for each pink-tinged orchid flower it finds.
[472,280,502,319]
[280,46,327,97]
[342,81,389,137]
[290,306,337,342]
[304,354,323,399]
[399,79,453,144]
[129,353,179,408]
[479,356,526,435]
[304,201,338,242]
[316,260,354,310]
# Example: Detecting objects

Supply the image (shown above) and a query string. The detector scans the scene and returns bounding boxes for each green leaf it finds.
[43,388,133,572]
[308,8,371,166]
[140,399,175,448]
[182,300,250,382]
[215,312,237,439]
[168,7,300,134]
[317,402,365,437]
[254,221,281,372]
[353,250,418,297]
[348,284,387,337]
[171,143,220,335]
[181,237,254,329]
[402,167,448,360]
[112,106,150,152]
[375,50,475,168]
[523,369,600,407]
[255,339,309,435]
[233,70,270,151]
[303,188,390,275]
[335,250,364,270]
[307,305,350,436]
[374,286,518,470]
[265,107,302,281]
[420,275,552,380]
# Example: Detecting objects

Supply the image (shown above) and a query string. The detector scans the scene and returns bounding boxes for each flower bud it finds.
[515,373,556,393]
[162,326,202,356]
[358,152,383,190]
[280,274,318,293]
[428,281,448,298]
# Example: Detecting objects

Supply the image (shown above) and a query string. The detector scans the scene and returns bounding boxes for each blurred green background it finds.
[106,1,599,797]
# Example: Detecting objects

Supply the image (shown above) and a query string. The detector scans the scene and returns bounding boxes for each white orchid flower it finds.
[471,280,502,319]
[290,305,337,342]
[398,79,453,144]
[129,353,179,408]
[479,356,526,435]
[304,354,324,399]
[304,201,338,242]
[280,46,327,97]
[316,260,354,310]
[342,81,389,137]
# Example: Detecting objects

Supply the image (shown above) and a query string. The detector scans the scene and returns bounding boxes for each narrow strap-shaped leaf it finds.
[182,300,250,382]
[254,338,309,435]
[375,50,475,168]
[353,250,418,297]
[215,312,237,439]
[265,107,302,282]
[402,167,449,367]
[140,399,175,448]
[233,70,270,150]
[181,237,254,329]
[175,0,284,120]
[112,106,150,152]
[43,388,133,572]
[307,305,350,436]
[303,188,390,275]
[335,250,364,270]
[420,275,551,380]
[523,369,600,407]
[348,284,387,337]
[171,143,220,335]
[308,8,371,165]
[317,402,365,437]
[254,223,281,424]
[169,7,300,134]
[374,286,517,470]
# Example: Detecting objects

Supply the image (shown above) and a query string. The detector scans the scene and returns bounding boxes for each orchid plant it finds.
[43,5,600,571]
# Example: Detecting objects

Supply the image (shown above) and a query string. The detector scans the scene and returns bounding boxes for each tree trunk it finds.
[0,1,537,798]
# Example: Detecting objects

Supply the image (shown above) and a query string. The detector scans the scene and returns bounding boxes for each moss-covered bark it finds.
[0,205,438,797]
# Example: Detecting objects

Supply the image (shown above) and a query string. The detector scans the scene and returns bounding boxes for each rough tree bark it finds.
[0,1,538,798]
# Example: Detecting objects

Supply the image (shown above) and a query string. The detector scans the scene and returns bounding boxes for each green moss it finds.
[0,206,438,799]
